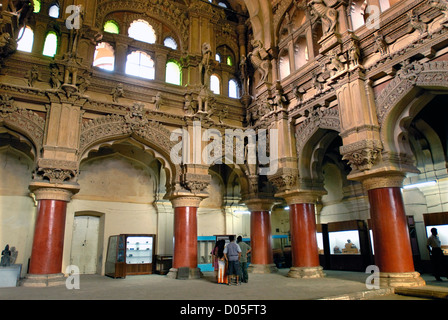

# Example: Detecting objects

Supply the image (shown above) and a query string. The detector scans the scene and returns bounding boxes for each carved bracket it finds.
[340,140,383,172]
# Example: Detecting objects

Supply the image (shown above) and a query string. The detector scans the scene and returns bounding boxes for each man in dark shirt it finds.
[224,235,242,285]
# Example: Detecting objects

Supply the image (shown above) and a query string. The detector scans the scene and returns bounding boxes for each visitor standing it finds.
[237,236,251,283]
[224,235,242,285]
[427,227,447,281]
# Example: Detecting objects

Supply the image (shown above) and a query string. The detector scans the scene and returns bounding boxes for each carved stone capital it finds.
[360,172,406,191]
[268,168,299,194]
[34,159,79,184]
[170,196,204,208]
[280,189,327,206]
[244,198,277,212]
[340,140,383,172]
[29,180,80,202]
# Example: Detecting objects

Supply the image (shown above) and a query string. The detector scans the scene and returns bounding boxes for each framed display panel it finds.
[197,236,216,272]
[424,212,448,256]
[325,220,373,271]
[105,234,156,278]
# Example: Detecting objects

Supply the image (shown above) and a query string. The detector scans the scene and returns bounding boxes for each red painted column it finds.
[363,174,425,287]
[168,196,203,279]
[289,203,320,268]
[250,210,274,266]
[246,199,277,273]
[368,187,415,273]
[29,199,68,275]
[173,206,198,269]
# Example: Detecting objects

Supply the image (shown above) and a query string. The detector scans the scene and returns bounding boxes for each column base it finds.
[247,264,278,274]
[379,272,426,288]
[166,267,202,280]
[21,273,66,287]
[287,266,325,279]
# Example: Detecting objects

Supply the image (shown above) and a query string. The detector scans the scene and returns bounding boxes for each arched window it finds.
[104,20,120,34]
[164,37,178,50]
[48,4,60,18]
[17,27,34,52]
[43,31,58,57]
[128,20,156,44]
[350,0,367,30]
[279,50,290,80]
[126,51,155,80]
[93,42,115,71]
[166,60,182,85]
[215,53,221,63]
[228,79,239,98]
[210,75,220,94]
[218,2,228,8]
[294,37,309,70]
[33,0,41,13]
[226,56,233,66]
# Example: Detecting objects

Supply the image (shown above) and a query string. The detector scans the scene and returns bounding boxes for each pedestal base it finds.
[287,266,325,279]
[166,267,202,280]
[379,272,426,288]
[247,263,278,274]
[0,265,22,287]
[21,273,66,287]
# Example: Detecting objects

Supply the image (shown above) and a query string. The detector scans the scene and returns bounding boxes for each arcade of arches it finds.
[1,0,448,289]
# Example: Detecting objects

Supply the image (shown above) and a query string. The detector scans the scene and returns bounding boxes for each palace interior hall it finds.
[1,0,448,295]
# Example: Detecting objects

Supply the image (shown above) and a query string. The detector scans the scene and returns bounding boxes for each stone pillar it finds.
[284,191,325,279]
[23,187,74,287]
[246,199,277,274]
[362,173,425,288]
[167,196,203,279]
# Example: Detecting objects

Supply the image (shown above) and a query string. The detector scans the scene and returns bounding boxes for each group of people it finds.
[211,235,251,285]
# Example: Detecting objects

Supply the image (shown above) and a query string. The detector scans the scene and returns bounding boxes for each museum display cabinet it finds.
[424,212,448,256]
[319,220,373,271]
[105,234,155,278]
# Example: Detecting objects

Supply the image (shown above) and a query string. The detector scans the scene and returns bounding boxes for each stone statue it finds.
[154,92,163,110]
[1,244,11,267]
[428,0,448,24]
[111,83,125,102]
[248,39,270,83]
[348,39,361,68]
[374,32,388,56]
[199,42,212,86]
[308,0,339,36]
[27,65,40,87]
[184,92,197,115]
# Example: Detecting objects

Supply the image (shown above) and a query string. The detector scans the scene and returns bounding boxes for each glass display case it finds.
[324,220,373,271]
[105,234,156,278]
[197,236,216,271]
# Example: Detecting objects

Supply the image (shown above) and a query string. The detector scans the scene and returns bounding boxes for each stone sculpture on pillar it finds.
[248,39,271,83]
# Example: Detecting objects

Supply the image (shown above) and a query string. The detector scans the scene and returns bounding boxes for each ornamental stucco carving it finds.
[375,60,448,124]
[340,139,383,172]
[0,94,45,152]
[295,107,341,155]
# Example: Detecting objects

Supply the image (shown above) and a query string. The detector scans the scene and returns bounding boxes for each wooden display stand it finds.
[105,234,156,278]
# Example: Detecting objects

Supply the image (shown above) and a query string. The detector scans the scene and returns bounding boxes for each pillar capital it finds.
[360,172,406,191]
[170,196,204,208]
[244,197,277,212]
[281,189,326,206]
[29,181,79,202]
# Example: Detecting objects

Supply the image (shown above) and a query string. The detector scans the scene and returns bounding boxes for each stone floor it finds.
[0,269,447,317]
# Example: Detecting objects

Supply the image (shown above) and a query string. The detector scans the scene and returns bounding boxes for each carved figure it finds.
[408,11,428,35]
[374,32,388,56]
[49,65,62,89]
[154,92,163,110]
[248,39,270,83]
[328,52,346,74]
[199,42,212,86]
[218,106,228,124]
[27,65,40,87]
[184,93,197,115]
[348,39,361,67]
[111,83,124,102]
[1,244,11,267]
[308,0,339,36]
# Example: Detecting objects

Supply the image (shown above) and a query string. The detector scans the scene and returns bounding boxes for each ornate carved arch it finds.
[79,111,180,187]
[375,60,448,125]
[0,97,45,158]
[295,107,341,154]
[376,60,448,156]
